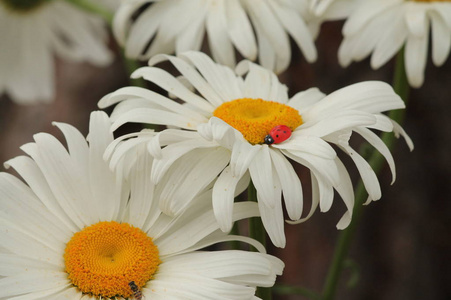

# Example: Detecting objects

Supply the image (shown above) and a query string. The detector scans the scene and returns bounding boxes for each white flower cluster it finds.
[1,0,438,299]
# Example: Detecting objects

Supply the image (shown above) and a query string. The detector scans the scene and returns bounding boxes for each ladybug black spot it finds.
[276,135,279,138]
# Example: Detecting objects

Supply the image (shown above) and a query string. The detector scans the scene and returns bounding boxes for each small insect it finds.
[129,281,143,300]
[264,125,292,145]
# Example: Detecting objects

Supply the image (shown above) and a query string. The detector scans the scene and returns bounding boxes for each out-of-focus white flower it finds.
[0,111,283,299]
[309,0,356,19]
[114,0,320,73]
[0,0,115,104]
[306,0,359,38]
[339,0,451,88]
[99,52,413,248]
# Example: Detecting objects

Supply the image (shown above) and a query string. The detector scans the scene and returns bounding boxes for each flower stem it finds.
[321,50,409,300]
[65,0,113,25]
[274,285,321,300]
[122,53,148,88]
[248,181,271,300]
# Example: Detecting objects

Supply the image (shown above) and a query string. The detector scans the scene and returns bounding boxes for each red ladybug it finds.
[264,125,292,145]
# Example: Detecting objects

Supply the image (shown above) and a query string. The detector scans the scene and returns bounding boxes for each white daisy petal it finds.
[274,135,336,159]
[405,4,427,37]
[100,86,208,121]
[127,151,157,229]
[148,54,224,107]
[391,119,414,151]
[110,107,201,131]
[332,157,355,228]
[269,149,303,221]
[405,29,429,88]
[46,286,83,300]
[288,87,326,113]
[122,3,164,57]
[147,273,255,299]
[245,0,291,73]
[226,0,257,60]
[241,62,289,102]
[151,139,219,184]
[286,172,320,225]
[1,113,282,299]
[146,129,199,160]
[230,142,260,178]
[268,0,317,62]
[212,166,244,232]
[0,271,68,298]
[160,251,273,279]
[0,253,59,277]
[342,0,400,36]
[17,141,88,229]
[206,0,235,67]
[176,5,207,53]
[340,144,382,201]
[0,221,62,265]
[258,194,286,248]
[178,233,267,255]
[158,147,230,216]
[3,156,78,233]
[301,110,377,138]
[31,133,95,226]
[88,112,120,221]
[7,284,71,300]
[132,67,215,113]
[155,201,259,255]
[355,127,396,184]
[181,51,244,102]
[430,11,451,66]
[249,145,276,208]
[371,13,407,69]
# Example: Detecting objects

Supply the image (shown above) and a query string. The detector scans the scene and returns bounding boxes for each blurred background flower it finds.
[113,0,351,73]
[339,0,451,88]
[0,0,119,104]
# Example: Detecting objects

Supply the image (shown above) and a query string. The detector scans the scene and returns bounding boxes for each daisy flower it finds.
[0,111,284,299]
[99,51,413,248]
[114,0,318,73]
[339,0,451,88]
[0,0,115,104]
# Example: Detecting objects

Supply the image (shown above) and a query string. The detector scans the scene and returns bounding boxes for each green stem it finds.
[321,50,409,300]
[248,182,271,300]
[274,285,321,300]
[229,221,241,250]
[122,53,147,88]
[65,0,113,25]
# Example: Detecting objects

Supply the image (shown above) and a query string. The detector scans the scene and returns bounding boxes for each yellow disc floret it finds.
[213,98,303,144]
[64,221,161,298]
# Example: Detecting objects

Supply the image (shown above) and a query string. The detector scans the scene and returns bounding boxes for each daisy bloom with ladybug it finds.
[99,51,413,248]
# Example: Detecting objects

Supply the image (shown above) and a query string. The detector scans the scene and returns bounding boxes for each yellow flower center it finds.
[213,98,303,145]
[1,0,48,12]
[64,221,161,298]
